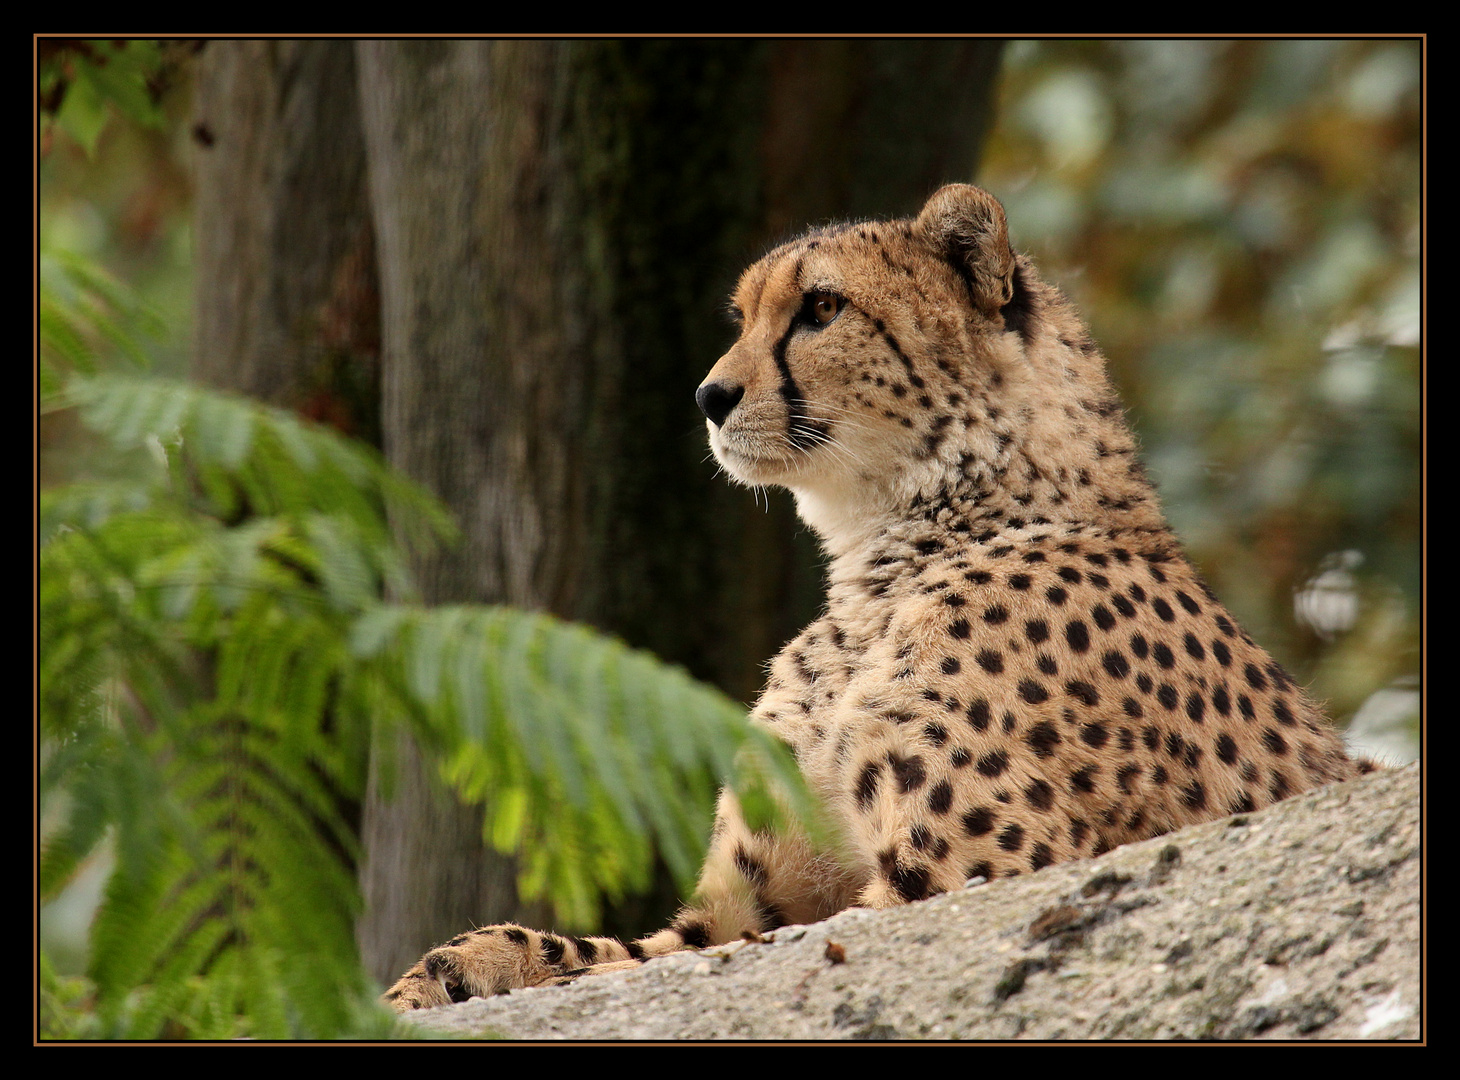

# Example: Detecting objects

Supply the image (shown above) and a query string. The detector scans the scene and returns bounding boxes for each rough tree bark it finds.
[191,40,379,440]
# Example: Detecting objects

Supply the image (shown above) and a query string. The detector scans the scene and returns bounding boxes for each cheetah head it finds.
[696,184,1036,555]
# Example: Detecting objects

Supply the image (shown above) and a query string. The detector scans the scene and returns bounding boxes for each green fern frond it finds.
[72,693,373,1039]
[55,375,456,556]
[39,377,426,1037]
[354,604,813,925]
[39,249,168,406]
[39,953,103,1040]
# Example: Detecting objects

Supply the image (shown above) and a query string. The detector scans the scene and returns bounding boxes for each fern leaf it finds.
[354,603,812,923]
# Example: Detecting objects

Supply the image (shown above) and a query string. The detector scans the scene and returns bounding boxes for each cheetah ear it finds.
[915,184,1016,315]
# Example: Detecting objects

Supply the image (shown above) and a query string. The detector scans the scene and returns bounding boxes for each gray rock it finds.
[399,762,1420,1041]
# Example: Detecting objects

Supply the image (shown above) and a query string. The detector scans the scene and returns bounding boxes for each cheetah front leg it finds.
[384,790,860,1011]
[635,789,863,954]
[384,923,642,1011]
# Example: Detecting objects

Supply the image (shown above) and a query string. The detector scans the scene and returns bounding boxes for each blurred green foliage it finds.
[40,40,168,154]
[38,39,195,387]
[980,39,1420,757]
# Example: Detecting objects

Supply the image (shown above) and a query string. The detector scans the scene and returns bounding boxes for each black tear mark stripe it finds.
[773,257,831,450]
[773,322,828,449]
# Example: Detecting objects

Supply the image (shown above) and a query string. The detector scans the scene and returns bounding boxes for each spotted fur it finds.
[384,184,1370,1011]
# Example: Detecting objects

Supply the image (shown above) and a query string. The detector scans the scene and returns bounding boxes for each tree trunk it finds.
[191,39,379,442]
[352,40,567,982]
[192,38,1005,987]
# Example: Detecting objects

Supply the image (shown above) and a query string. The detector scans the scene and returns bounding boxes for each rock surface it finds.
[399,762,1421,1041]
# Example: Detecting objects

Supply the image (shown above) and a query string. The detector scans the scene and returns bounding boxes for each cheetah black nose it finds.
[695,381,745,427]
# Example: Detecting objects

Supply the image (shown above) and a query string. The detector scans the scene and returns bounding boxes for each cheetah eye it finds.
[802,291,844,327]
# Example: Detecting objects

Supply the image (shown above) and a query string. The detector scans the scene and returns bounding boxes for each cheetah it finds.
[385,183,1371,1010]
